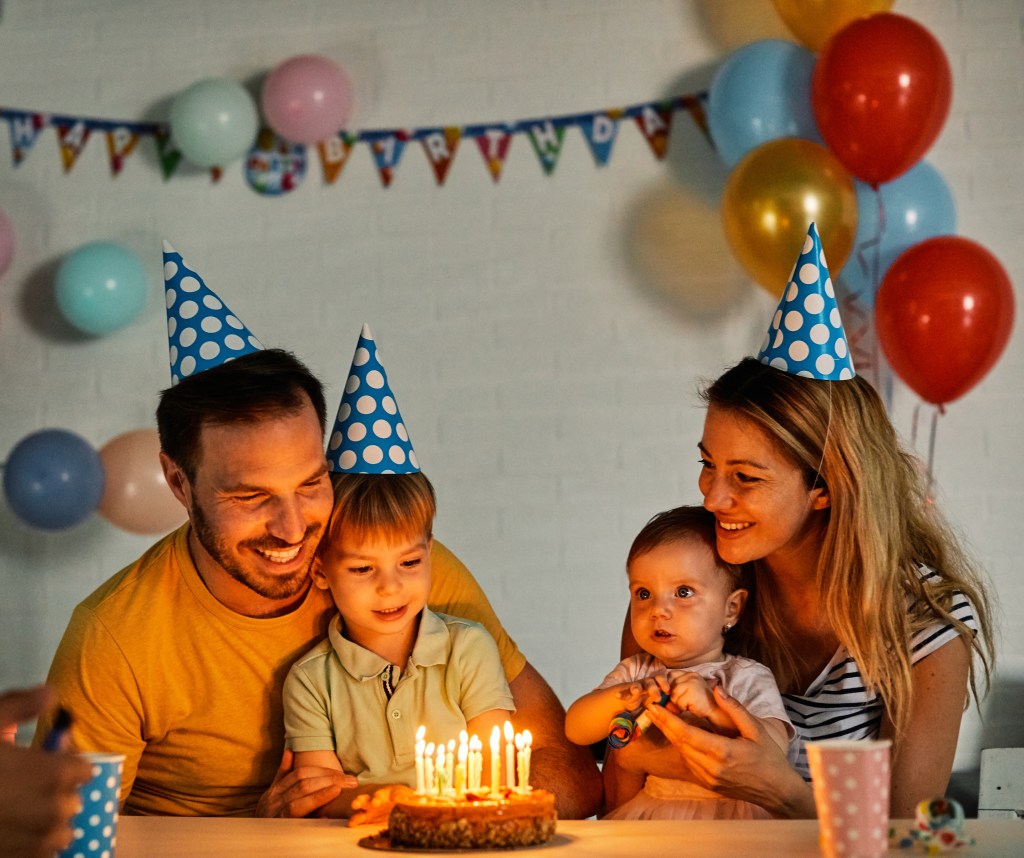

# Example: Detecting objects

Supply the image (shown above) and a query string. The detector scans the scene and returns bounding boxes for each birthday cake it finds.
[386,788,557,850]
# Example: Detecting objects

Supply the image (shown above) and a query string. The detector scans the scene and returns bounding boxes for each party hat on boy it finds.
[162,241,264,385]
[327,323,420,474]
[755,222,856,380]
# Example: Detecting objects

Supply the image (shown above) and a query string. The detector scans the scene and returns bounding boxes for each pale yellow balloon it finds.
[722,138,857,297]
[772,0,895,52]
[697,0,795,51]
[98,428,187,535]
[626,183,749,319]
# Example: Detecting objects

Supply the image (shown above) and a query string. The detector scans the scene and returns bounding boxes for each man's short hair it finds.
[156,349,327,481]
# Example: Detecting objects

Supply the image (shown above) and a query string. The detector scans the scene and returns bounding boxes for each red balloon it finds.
[875,237,1015,405]
[812,13,951,186]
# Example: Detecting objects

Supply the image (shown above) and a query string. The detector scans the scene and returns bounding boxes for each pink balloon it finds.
[98,429,186,535]
[0,208,14,278]
[261,54,353,144]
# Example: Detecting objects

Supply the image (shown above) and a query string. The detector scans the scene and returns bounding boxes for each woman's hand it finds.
[644,686,815,819]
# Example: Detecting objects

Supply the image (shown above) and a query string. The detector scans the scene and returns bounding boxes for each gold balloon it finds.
[698,0,795,52]
[772,0,895,52]
[722,138,857,297]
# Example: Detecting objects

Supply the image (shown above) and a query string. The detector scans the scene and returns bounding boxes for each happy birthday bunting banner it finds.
[632,102,673,161]
[0,92,709,190]
[4,110,47,166]
[578,109,622,167]
[316,132,356,185]
[468,124,514,183]
[54,120,91,172]
[105,126,141,176]
[418,127,461,185]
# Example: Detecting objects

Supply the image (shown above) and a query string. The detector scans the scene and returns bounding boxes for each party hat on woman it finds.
[162,241,264,384]
[327,324,420,474]
[756,223,856,380]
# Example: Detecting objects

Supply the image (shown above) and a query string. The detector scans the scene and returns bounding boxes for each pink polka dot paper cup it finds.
[58,752,125,858]
[807,739,891,858]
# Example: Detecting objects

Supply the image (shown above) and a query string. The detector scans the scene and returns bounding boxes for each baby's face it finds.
[628,538,744,669]
[313,530,433,654]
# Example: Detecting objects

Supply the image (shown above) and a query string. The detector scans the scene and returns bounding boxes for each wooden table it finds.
[116,816,1024,856]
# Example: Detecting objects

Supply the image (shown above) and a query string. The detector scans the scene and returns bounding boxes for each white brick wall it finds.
[1,0,1021,777]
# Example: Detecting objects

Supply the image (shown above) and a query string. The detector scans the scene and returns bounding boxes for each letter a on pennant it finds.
[634,102,673,161]
[56,121,91,172]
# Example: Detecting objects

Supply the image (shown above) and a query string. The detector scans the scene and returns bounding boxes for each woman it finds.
[610,356,994,818]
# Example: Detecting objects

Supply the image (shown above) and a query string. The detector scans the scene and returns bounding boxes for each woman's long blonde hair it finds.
[702,358,994,737]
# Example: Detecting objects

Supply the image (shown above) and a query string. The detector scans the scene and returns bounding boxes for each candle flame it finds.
[416,725,426,741]
[503,720,513,741]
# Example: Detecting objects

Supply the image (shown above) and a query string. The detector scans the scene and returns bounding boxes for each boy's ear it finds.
[726,588,748,627]
[310,555,330,590]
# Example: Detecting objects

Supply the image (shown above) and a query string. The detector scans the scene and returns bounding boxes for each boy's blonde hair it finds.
[702,358,994,736]
[627,505,745,593]
[324,472,436,548]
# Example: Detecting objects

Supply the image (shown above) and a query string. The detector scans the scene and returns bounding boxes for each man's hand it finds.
[0,686,93,858]
[256,749,359,818]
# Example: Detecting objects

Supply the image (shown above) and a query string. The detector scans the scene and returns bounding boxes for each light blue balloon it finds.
[3,429,104,530]
[55,241,149,335]
[169,77,258,168]
[838,161,957,308]
[707,39,822,168]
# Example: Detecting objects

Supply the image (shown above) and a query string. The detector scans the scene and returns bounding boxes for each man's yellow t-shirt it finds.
[40,525,525,816]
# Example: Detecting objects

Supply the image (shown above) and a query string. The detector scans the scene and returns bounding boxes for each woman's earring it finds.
[722,622,733,634]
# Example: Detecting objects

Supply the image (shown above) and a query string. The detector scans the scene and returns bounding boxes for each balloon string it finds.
[911,402,942,507]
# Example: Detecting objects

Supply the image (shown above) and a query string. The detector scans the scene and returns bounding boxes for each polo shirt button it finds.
[391,709,401,720]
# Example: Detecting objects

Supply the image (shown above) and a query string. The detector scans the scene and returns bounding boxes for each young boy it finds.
[565,506,793,820]
[282,326,513,818]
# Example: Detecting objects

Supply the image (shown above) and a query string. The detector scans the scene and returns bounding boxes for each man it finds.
[39,245,600,819]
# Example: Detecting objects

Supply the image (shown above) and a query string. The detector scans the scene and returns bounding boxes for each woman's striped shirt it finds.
[783,567,978,779]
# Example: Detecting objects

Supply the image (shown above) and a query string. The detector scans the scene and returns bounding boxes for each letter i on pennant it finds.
[469,125,513,183]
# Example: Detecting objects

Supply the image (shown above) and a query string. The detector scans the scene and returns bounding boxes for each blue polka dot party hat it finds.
[162,241,264,385]
[755,222,856,380]
[327,323,420,474]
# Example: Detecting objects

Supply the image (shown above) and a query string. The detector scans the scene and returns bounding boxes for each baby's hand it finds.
[666,672,716,720]
[349,785,416,827]
[616,674,671,710]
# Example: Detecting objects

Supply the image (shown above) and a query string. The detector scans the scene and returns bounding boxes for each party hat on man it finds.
[162,241,264,385]
[756,223,856,380]
[327,323,420,474]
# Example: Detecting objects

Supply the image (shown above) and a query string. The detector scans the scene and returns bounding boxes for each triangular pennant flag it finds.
[526,120,566,176]
[55,120,91,173]
[327,323,420,474]
[154,127,182,181]
[419,127,462,185]
[5,111,47,166]
[678,94,711,145]
[578,109,622,167]
[633,101,674,161]
[756,223,856,380]
[366,131,409,188]
[316,132,356,185]
[105,126,140,176]
[468,124,513,183]
[161,240,264,385]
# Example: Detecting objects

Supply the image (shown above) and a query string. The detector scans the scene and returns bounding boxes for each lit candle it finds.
[455,741,468,796]
[437,744,448,793]
[504,720,515,790]
[446,739,456,792]
[424,741,436,795]
[415,725,426,794]
[522,729,532,791]
[470,734,483,792]
[490,726,500,794]
[515,732,525,794]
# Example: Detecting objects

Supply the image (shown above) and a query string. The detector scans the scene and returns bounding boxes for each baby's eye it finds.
[634,588,651,601]
[675,586,694,598]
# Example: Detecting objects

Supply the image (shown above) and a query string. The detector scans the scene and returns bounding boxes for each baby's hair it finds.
[627,505,743,591]
[324,472,436,550]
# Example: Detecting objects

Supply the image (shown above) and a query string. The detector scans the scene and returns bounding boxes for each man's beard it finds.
[190,500,322,601]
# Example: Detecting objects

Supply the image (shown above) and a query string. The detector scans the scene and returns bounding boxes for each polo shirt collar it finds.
[328,608,450,680]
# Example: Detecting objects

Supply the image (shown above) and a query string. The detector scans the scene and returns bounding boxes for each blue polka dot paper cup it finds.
[59,752,125,858]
